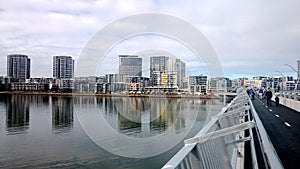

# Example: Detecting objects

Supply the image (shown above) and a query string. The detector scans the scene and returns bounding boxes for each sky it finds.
[0,0,300,79]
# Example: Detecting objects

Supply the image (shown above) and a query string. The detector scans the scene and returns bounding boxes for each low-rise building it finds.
[188,75,207,95]
[74,76,105,93]
[126,76,150,92]
[244,79,263,89]
[278,76,295,91]
[8,77,55,91]
[231,78,246,91]
[208,77,232,93]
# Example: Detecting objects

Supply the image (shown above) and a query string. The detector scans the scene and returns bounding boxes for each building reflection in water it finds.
[3,94,30,134]
[74,96,212,138]
[52,97,73,133]
[112,97,187,137]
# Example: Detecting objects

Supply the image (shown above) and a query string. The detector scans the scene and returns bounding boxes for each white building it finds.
[188,75,207,95]
[170,59,186,89]
[208,77,231,93]
[244,79,263,89]
[53,56,74,89]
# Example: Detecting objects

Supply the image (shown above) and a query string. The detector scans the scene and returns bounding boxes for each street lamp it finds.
[284,64,297,72]
[270,76,275,93]
[275,70,285,91]
[275,70,284,76]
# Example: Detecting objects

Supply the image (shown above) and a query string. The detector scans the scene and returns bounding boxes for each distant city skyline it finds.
[2,53,298,92]
[0,0,300,79]
[2,52,300,80]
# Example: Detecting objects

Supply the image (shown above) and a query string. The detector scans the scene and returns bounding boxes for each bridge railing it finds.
[162,89,284,169]
[278,91,300,101]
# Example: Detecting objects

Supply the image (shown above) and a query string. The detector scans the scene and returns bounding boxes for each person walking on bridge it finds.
[258,88,264,99]
[265,88,273,107]
[249,88,255,100]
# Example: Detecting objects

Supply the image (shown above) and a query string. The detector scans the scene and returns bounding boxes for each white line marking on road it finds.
[269,109,272,112]
[284,122,291,127]
[275,114,279,117]
[262,103,265,105]
[265,106,268,108]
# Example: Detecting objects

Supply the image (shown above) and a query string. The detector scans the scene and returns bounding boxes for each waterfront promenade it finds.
[251,96,300,169]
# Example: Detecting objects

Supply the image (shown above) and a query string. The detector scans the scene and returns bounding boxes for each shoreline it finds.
[0,91,222,99]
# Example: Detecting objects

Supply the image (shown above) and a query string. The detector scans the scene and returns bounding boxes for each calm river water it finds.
[0,94,226,169]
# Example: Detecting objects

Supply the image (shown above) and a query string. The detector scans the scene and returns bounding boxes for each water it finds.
[0,94,226,169]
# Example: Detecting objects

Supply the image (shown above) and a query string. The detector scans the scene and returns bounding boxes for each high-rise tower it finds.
[170,59,186,88]
[119,55,142,76]
[7,54,31,82]
[150,56,169,86]
[53,56,74,79]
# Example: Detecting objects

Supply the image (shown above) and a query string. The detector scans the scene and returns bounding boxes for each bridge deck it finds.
[251,96,300,169]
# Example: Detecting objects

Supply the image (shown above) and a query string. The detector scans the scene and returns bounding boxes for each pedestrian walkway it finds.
[251,96,300,169]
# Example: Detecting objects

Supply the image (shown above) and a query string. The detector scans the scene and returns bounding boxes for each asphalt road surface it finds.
[251,96,300,169]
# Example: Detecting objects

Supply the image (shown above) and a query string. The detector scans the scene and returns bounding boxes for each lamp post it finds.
[275,70,284,76]
[284,64,299,92]
[284,64,297,72]
[275,70,285,91]
[271,76,275,93]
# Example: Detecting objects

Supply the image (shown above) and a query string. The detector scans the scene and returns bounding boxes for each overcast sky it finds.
[0,0,300,79]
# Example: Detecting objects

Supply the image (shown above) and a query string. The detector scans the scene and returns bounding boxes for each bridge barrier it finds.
[279,91,300,101]
[162,90,284,169]
[273,92,300,112]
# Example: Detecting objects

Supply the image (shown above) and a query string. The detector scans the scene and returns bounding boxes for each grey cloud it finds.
[0,0,300,78]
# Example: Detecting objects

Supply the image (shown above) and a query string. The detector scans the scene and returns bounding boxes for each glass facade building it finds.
[53,56,74,79]
[119,55,142,77]
[7,54,31,82]
[150,56,169,86]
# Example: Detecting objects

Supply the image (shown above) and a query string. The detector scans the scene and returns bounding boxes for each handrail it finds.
[249,99,284,169]
[162,91,254,169]
[162,90,284,169]
[184,121,255,144]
